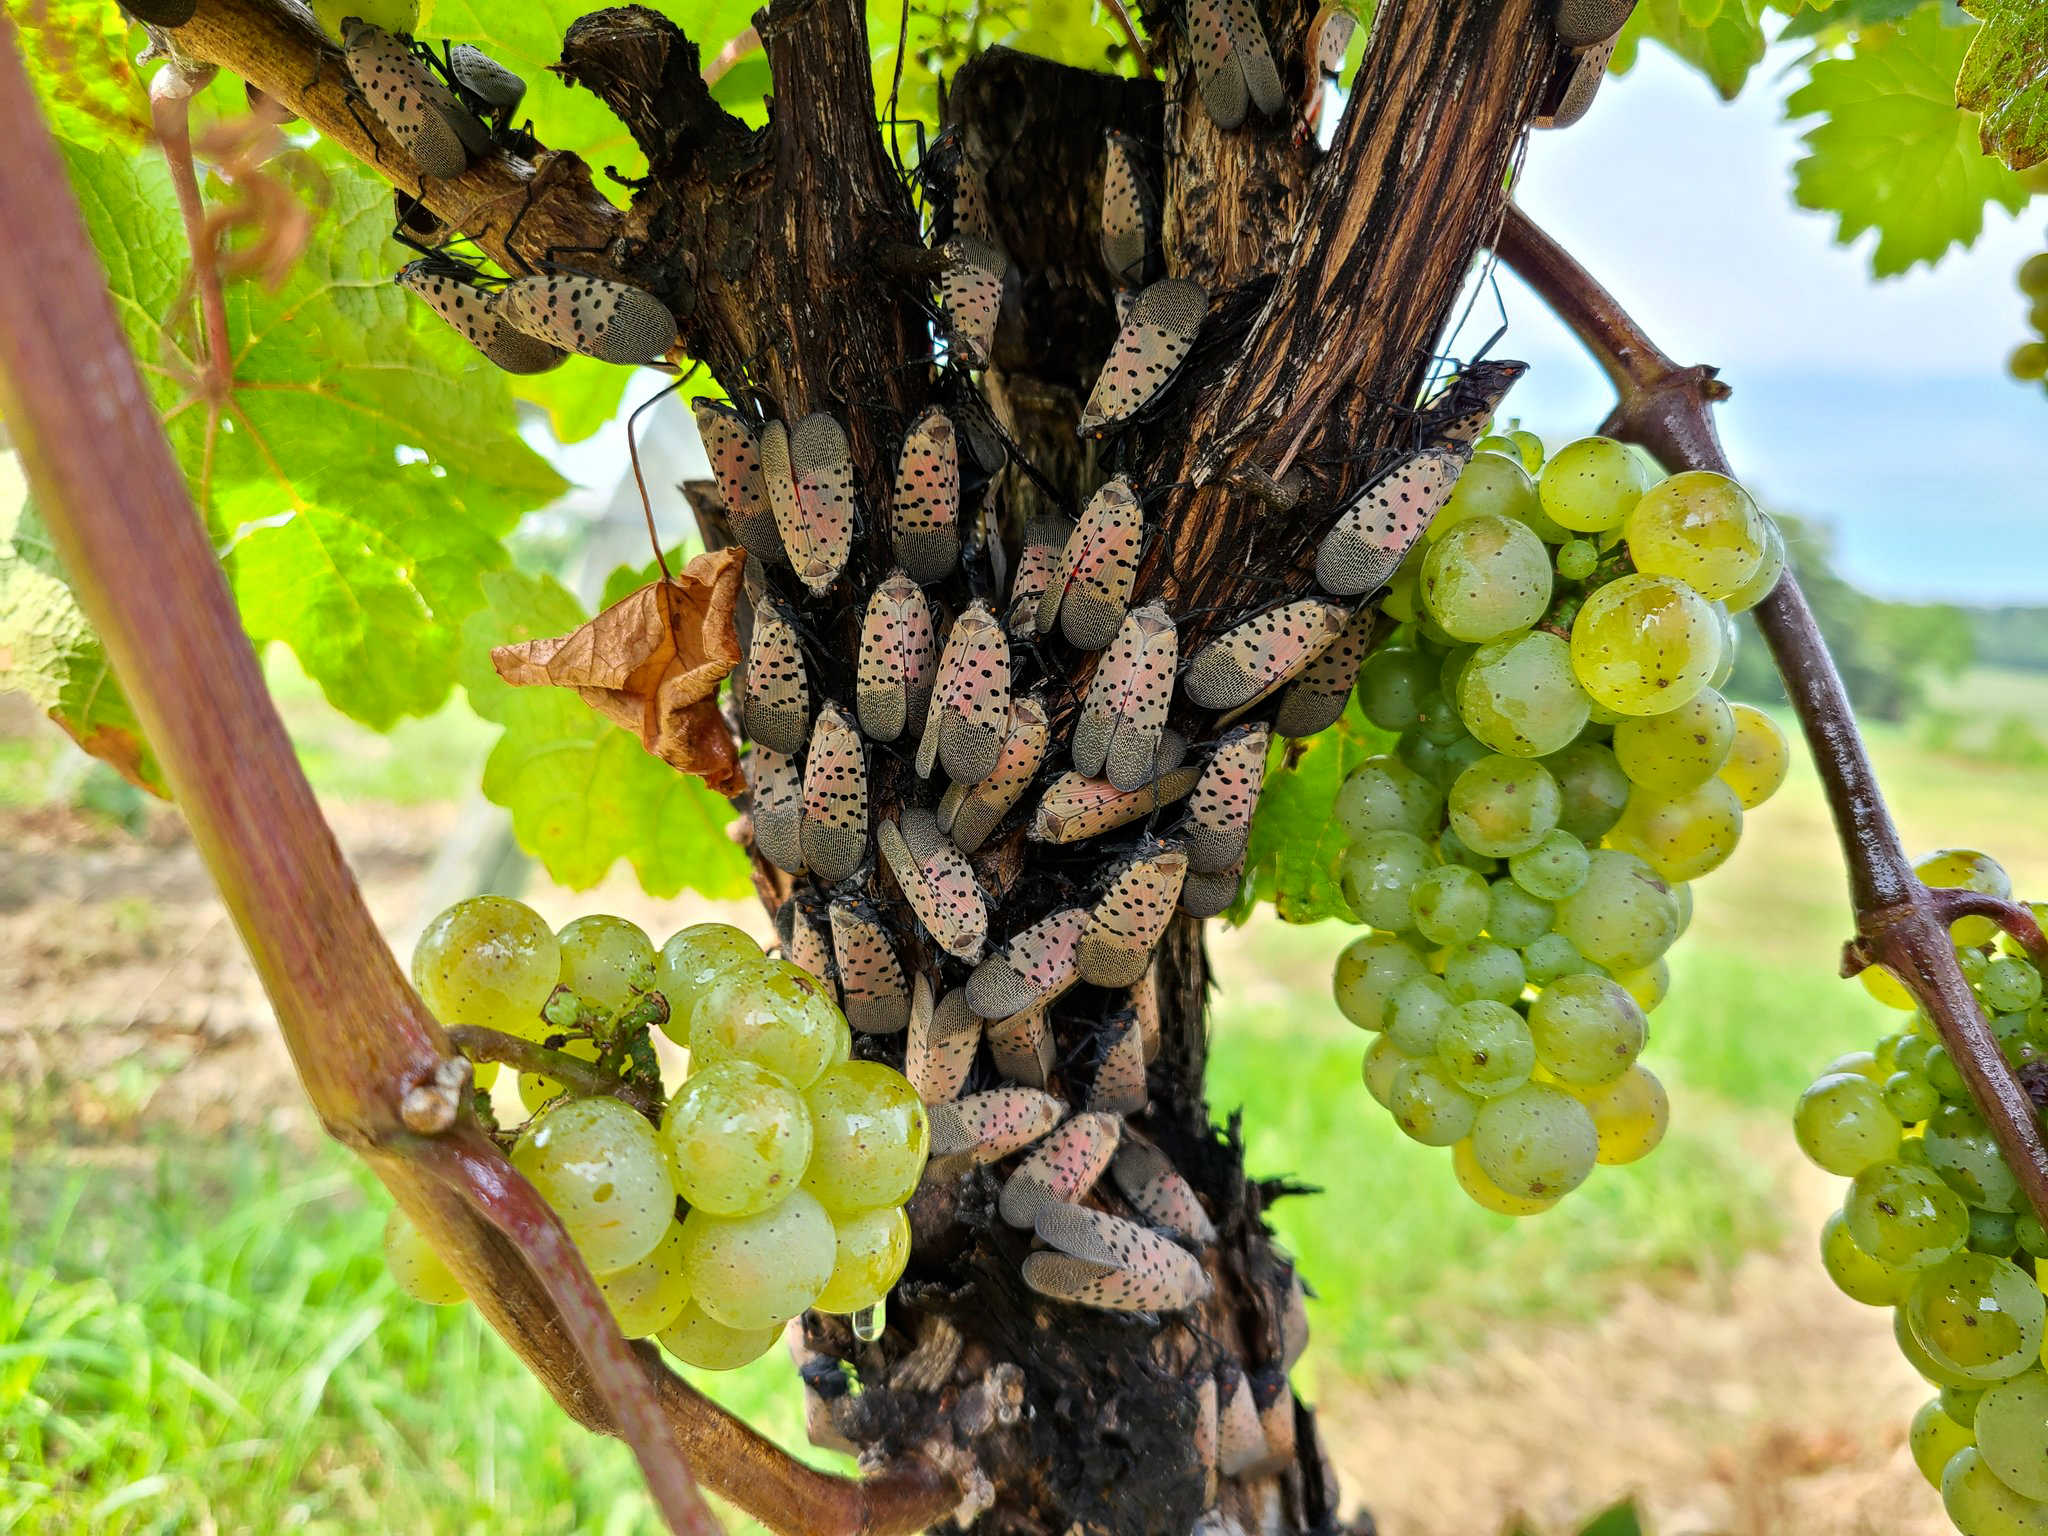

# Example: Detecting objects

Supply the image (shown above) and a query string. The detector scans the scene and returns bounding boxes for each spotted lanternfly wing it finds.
[1110,1140,1217,1244]
[497,274,678,366]
[938,693,1049,854]
[748,746,805,875]
[1417,359,1530,449]
[1073,604,1178,794]
[395,260,565,374]
[1089,1007,1151,1114]
[1130,965,1163,1063]
[781,891,838,1003]
[906,979,982,1105]
[1314,6,1358,78]
[856,570,938,744]
[927,1086,1063,1163]
[761,413,857,595]
[1181,724,1269,875]
[1000,1112,1122,1228]
[343,23,479,180]
[1254,1371,1296,1467]
[828,901,909,1034]
[1537,35,1618,129]
[1178,868,1243,920]
[878,807,987,961]
[1194,1374,1221,1506]
[1079,279,1207,436]
[1007,514,1074,634]
[917,601,1011,786]
[739,602,810,755]
[1182,600,1350,713]
[692,401,784,566]
[950,149,998,245]
[938,237,1006,369]
[1030,766,1200,844]
[1039,479,1142,651]
[800,704,868,884]
[1186,0,1284,130]
[1216,1362,1267,1476]
[890,408,961,585]
[1078,848,1188,989]
[448,43,526,111]
[1100,132,1158,288]
[1556,0,1636,46]
[966,905,1087,1021]
[1278,1263,1311,1370]
[1314,447,1461,596]
[985,1003,1053,1087]
[1027,1203,1210,1312]
[1275,607,1376,738]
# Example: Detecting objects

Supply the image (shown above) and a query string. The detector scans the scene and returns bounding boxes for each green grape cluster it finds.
[1336,433,1791,1215]
[1801,848,2048,1534]
[386,899,927,1370]
[2007,248,2048,390]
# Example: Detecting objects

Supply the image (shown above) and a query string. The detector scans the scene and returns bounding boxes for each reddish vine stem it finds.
[150,62,233,397]
[1494,202,2048,1230]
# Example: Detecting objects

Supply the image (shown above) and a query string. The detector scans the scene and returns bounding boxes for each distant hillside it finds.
[1968,608,2048,674]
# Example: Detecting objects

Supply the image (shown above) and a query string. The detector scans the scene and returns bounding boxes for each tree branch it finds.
[1493,203,2048,1230]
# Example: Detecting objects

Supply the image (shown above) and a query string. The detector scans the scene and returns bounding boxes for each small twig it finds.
[1923,891,2048,968]
[1100,0,1156,77]
[1494,202,2048,1230]
[150,62,233,398]
[702,24,760,86]
[448,1026,665,1118]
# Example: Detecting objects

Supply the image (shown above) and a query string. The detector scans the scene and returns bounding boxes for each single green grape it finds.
[1544,741,1631,844]
[2009,343,2048,384]
[1390,1058,1480,1145]
[557,914,656,1017]
[1507,429,1545,473]
[2016,1212,2048,1260]
[1435,734,1494,792]
[512,1097,674,1275]
[1556,538,1598,580]
[1722,517,1786,614]
[659,1300,781,1370]
[1562,1062,1667,1165]
[1380,552,1424,623]
[1884,1069,1942,1124]
[1824,1049,1886,1081]
[1340,830,1438,930]
[656,923,765,1045]
[1443,938,1526,1006]
[1608,778,1744,883]
[1410,864,1491,946]
[1623,471,1767,600]
[1943,1445,2048,1536]
[1362,1033,1410,1107]
[1612,687,1735,793]
[1819,1207,1911,1306]
[1553,849,1681,972]
[1948,1386,1989,1429]
[2021,252,2048,297]
[313,0,420,40]
[1438,644,1476,704]
[1357,647,1434,732]
[596,1222,691,1338]
[1907,1253,2048,1382]
[1614,958,1669,1012]
[1982,957,2043,1013]
[1523,931,1603,986]
[1421,514,1554,643]
[1537,436,1654,533]
[1510,828,1590,902]
[691,960,848,1090]
[1333,932,1432,1030]
[1335,755,1445,840]
[1910,1397,1978,1489]
[682,1189,836,1330]
[1456,629,1592,758]
[1486,878,1555,948]
[661,1059,814,1218]
[1470,1082,1598,1199]
[414,895,561,1040]
[1861,961,1919,1010]
[813,1205,912,1314]
[1793,1071,1903,1175]
[1971,1208,2021,1257]
[1845,1161,1970,1271]
[1437,823,1500,875]
[1718,703,1789,809]
[1430,451,1541,542]
[1452,1136,1562,1216]
[1901,1302,1989,1390]
[801,1062,929,1215]
[1926,1043,1969,1100]
[1925,1103,2024,1213]
[1386,974,1456,1057]
[1447,754,1561,858]
[1976,1370,2048,1501]
[1961,948,1994,986]
[1569,573,1721,717]
[1473,433,1518,458]
[1435,999,1536,1099]
[384,1207,464,1305]
[1916,849,2013,947]
[1529,973,1646,1085]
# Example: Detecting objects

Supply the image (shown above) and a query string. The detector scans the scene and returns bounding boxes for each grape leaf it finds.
[460,568,750,898]
[513,358,634,445]
[1613,0,1769,98]
[1786,5,2030,274]
[1956,0,2048,169]
[1575,1499,1647,1536]
[11,2,150,150]
[1230,700,1395,926]
[1779,0,1927,40]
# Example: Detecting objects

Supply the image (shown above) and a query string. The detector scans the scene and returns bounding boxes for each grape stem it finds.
[1494,203,2048,1231]
[447,1026,667,1119]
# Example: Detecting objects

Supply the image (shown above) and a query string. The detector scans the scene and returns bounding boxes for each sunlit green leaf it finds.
[1956,0,2048,169]
[513,359,635,445]
[1231,700,1395,926]
[1575,1497,1648,1536]
[1616,0,1769,97]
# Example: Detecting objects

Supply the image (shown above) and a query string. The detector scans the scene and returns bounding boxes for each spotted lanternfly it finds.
[496,273,679,366]
[1038,478,1142,651]
[1254,1371,1296,1467]
[1111,1140,1218,1245]
[1216,1362,1267,1476]
[938,694,1050,854]
[966,905,1087,1021]
[856,570,938,745]
[1007,513,1074,634]
[748,746,805,875]
[799,705,868,884]
[740,601,810,755]
[906,979,982,1105]
[1182,599,1350,714]
[692,402,784,567]
[828,901,909,1034]
[1181,724,1269,876]
[1275,606,1376,739]
[1074,603,1178,794]
[1538,35,1618,129]
[781,891,838,1003]
[1417,359,1530,449]
[1193,1375,1221,1506]
[447,43,525,115]
[1079,279,1207,436]
[1030,766,1201,845]
[1025,1203,1210,1312]
[938,237,1006,369]
[760,414,857,595]
[1314,447,1461,597]
[1089,1007,1151,1114]
[1556,0,1636,46]
[1186,0,1285,131]
[1178,868,1242,920]
[927,1086,1063,1164]
[395,258,566,375]
[917,601,1011,786]
[1130,965,1163,1063]
[1079,847,1188,989]
[985,1003,1053,1088]
[890,408,961,585]
[999,1112,1122,1228]
[878,807,987,961]
[1313,6,1358,79]
[1278,1263,1311,1370]
[1100,131,1158,288]
[343,22,484,181]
